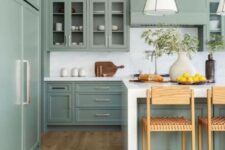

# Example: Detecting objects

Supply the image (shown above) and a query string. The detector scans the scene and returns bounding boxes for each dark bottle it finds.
[205,54,215,83]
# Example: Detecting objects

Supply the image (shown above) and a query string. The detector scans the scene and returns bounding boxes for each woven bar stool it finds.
[198,87,225,150]
[141,86,195,150]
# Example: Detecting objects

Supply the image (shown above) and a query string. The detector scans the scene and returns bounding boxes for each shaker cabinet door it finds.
[50,0,67,48]
[0,0,23,149]
[90,0,108,49]
[68,0,87,49]
[47,93,73,123]
[22,3,40,150]
[108,0,127,49]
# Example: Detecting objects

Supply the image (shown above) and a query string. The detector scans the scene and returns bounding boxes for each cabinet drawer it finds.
[76,94,121,107]
[76,109,121,123]
[75,83,121,93]
[47,83,71,92]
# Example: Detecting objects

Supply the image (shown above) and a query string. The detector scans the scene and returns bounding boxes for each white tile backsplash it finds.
[50,28,225,78]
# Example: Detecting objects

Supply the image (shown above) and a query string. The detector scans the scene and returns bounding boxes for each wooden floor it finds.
[41,131,123,150]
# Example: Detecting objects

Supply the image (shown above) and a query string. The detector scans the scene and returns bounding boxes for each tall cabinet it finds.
[0,0,40,150]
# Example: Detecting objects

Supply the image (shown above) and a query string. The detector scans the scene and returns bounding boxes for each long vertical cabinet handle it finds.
[23,60,31,105]
[68,35,71,47]
[64,35,67,46]
[16,60,22,105]
[109,35,111,47]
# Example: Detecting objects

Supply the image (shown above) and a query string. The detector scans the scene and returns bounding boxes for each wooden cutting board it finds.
[95,61,124,77]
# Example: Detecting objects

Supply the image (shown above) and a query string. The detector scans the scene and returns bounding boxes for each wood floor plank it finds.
[41,131,122,150]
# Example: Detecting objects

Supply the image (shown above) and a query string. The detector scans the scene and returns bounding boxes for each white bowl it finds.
[112,25,119,31]
[210,20,220,30]
[98,25,105,31]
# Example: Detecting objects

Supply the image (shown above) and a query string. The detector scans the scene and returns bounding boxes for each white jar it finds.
[98,25,105,31]
[60,68,69,77]
[79,68,86,77]
[71,68,79,77]
[56,23,63,31]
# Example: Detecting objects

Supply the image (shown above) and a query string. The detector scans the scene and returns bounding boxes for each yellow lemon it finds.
[176,77,182,82]
[199,76,206,82]
[182,73,190,78]
[180,77,187,82]
[194,73,201,78]
[193,76,199,83]
[187,77,193,83]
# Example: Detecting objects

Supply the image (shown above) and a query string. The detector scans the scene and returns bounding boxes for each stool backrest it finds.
[212,87,225,104]
[151,86,192,105]
[146,86,195,132]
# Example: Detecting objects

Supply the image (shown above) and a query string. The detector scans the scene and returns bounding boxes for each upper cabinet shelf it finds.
[130,0,209,25]
[46,0,129,52]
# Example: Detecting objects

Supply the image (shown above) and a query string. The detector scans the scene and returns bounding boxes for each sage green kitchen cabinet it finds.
[130,0,209,25]
[90,0,128,50]
[208,1,225,39]
[1,0,40,149]
[50,0,87,49]
[47,93,73,124]
[0,0,23,149]
[45,0,129,51]
[44,81,122,131]
[22,2,40,149]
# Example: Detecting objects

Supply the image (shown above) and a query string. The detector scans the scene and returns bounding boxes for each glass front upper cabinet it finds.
[90,0,108,48]
[109,0,126,48]
[69,0,86,48]
[51,1,66,48]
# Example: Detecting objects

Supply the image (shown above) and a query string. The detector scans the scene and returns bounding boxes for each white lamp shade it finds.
[217,0,225,15]
[144,0,178,16]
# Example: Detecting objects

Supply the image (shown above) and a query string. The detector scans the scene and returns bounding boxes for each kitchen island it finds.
[122,78,225,150]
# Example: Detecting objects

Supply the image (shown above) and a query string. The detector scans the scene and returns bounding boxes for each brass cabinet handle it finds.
[64,35,67,46]
[68,35,71,47]
[95,113,111,117]
[23,60,31,105]
[95,98,111,102]
[94,86,110,90]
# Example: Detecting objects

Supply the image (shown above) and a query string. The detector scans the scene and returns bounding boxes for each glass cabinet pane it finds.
[91,1,107,48]
[51,2,66,47]
[209,2,222,38]
[110,1,125,47]
[70,1,85,48]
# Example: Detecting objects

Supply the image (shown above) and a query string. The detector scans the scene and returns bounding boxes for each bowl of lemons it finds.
[176,73,207,85]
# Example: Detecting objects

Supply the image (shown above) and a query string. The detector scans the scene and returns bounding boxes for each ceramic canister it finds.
[71,68,79,77]
[79,68,86,77]
[56,23,63,31]
[60,68,69,77]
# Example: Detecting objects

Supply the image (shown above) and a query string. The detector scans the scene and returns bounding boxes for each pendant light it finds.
[144,0,178,16]
[217,0,225,15]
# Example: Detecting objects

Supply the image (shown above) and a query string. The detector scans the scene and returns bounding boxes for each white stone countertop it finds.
[44,76,128,81]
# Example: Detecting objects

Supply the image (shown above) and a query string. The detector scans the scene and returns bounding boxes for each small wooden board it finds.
[95,61,124,77]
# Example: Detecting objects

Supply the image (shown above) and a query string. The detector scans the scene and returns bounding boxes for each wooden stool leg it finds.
[207,129,212,150]
[192,130,196,150]
[181,132,186,150]
[142,125,146,150]
[147,131,150,150]
[198,124,202,150]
